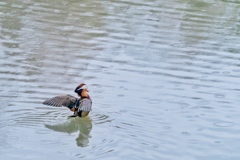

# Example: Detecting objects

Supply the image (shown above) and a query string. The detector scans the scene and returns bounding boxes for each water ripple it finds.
[1,0,240,159]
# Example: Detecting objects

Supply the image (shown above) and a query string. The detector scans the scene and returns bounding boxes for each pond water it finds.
[1,0,240,159]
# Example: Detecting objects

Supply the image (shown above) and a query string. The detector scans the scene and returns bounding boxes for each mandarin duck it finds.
[43,83,92,117]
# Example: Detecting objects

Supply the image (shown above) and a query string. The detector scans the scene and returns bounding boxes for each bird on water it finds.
[43,83,92,117]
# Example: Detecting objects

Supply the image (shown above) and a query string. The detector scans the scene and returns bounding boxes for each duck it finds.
[43,83,92,117]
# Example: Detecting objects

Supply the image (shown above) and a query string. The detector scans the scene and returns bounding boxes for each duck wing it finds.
[43,94,78,108]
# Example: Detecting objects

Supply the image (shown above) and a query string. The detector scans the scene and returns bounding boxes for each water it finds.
[1,0,240,159]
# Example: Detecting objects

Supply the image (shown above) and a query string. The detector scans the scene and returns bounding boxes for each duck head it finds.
[74,83,89,98]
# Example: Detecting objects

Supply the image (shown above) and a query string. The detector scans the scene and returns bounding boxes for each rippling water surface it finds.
[1,0,240,159]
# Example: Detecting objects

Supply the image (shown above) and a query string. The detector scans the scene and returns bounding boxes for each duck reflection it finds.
[45,117,92,147]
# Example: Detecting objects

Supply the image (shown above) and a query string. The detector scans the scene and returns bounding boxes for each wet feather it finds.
[43,94,77,108]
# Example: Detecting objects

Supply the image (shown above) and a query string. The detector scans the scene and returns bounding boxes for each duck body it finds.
[43,84,92,117]
[70,96,92,117]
